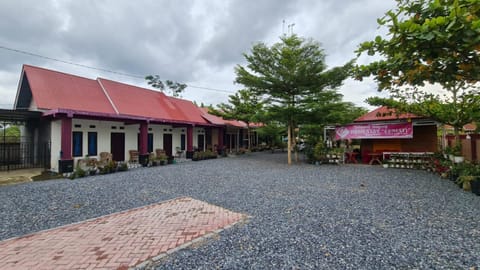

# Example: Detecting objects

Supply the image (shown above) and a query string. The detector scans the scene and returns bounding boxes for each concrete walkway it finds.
[0,197,246,270]
[0,168,43,185]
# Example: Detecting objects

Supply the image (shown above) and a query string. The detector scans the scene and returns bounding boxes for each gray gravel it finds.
[1,152,480,269]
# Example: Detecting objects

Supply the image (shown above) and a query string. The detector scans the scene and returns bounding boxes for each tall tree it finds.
[145,75,187,97]
[355,0,480,144]
[235,34,351,164]
[209,89,263,149]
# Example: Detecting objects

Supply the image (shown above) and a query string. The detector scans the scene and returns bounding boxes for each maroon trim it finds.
[42,108,217,127]
[187,126,193,152]
[139,122,148,155]
[61,117,72,160]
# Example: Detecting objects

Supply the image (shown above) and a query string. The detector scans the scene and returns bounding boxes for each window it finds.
[88,132,97,156]
[148,133,153,153]
[181,134,186,150]
[72,131,83,157]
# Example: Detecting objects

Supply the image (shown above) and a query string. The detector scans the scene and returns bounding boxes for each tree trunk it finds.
[454,126,461,154]
[287,122,292,165]
[292,126,298,163]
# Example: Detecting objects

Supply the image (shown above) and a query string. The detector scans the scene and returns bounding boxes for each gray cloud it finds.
[0,0,397,109]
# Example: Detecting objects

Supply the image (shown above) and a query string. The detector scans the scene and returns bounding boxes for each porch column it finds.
[60,117,72,160]
[59,116,74,173]
[138,122,149,166]
[186,125,194,158]
[237,129,240,152]
[217,127,224,155]
[139,122,148,155]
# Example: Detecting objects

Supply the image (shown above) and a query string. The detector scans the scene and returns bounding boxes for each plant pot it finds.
[471,179,480,196]
[453,156,464,163]
[463,181,472,192]
[382,164,389,168]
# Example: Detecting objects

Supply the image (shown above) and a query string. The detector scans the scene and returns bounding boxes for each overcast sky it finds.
[0,0,396,110]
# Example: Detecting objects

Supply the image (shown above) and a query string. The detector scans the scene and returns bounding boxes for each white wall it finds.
[49,118,191,171]
[50,120,62,172]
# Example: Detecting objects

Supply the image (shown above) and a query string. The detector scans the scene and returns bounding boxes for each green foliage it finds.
[210,89,263,124]
[74,166,86,178]
[235,34,353,163]
[145,75,187,97]
[256,121,285,148]
[209,89,263,149]
[1,125,20,143]
[117,162,128,171]
[356,0,480,141]
[313,141,326,161]
[356,0,480,90]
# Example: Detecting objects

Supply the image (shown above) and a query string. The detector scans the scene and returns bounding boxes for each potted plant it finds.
[468,164,480,195]
[471,176,480,196]
[452,144,464,163]
[455,162,478,191]
[456,175,474,191]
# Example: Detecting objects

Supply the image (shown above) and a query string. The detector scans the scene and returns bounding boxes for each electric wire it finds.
[0,45,236,94]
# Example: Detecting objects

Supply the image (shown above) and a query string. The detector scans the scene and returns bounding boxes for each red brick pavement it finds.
[0,197,246,270]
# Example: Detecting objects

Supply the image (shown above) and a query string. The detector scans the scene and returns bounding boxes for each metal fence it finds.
[0,141,50,171]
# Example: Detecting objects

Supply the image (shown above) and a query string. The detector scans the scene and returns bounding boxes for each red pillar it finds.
[139,122,148,155]
[60,117,72,160]
[186,125,194,158]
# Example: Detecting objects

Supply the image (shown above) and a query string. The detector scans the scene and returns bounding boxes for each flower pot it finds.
[453,156,464,163]
[463,181,472,192]
[382,164,389,168]
[471,179,480,196]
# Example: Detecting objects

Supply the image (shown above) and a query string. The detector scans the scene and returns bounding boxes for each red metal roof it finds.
[21,65,212,125]
[20,65,254,127]
[354,106,423,122]
[167,97,211,125]
[199,107,247,128]
[97,78,179,121]
[23,65,116,114]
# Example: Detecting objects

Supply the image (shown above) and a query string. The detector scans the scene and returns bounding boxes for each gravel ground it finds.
[1,152,480,269]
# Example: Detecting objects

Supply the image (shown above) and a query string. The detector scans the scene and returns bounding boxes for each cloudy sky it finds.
[0,0,396,110]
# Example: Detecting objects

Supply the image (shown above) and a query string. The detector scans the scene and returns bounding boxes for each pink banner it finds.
[335,122,413,140]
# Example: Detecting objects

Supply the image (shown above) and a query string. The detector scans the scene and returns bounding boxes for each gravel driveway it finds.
[1,152,479,269]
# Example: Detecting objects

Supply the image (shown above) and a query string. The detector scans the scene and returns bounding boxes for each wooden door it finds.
[110,133,125,161]
[197,134,205,151]
[163,134,173,157]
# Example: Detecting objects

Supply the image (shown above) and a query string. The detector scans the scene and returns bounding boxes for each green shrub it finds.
[117,162,128,171]
[75,166,86,178]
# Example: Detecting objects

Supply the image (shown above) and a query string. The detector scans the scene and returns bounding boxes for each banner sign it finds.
[335,122,413,140]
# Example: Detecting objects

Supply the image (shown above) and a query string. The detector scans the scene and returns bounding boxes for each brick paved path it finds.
[0,197,246,270]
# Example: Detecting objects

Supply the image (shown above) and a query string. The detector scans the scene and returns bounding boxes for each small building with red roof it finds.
[336,106,439,163]
[12,65,257,172]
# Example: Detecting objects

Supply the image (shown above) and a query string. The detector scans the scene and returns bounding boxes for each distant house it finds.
[12,65,256,172]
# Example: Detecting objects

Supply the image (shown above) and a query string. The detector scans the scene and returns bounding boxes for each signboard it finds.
[335,122,413,140]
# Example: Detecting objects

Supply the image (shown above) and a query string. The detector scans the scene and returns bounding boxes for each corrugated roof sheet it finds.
[167,97,210,125]
[199,107,247,127]
[354,106,423,122]
[21,65,212,125]
[23,65,116,114]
